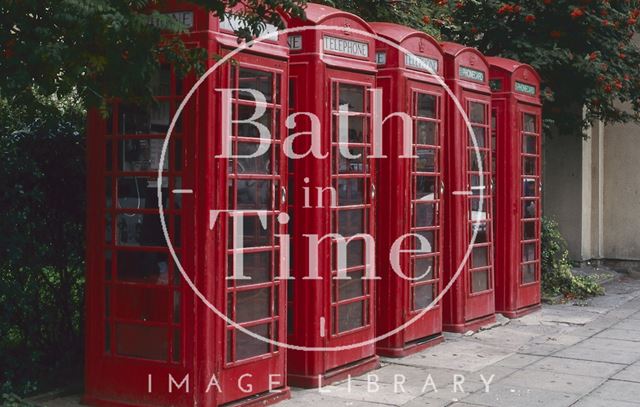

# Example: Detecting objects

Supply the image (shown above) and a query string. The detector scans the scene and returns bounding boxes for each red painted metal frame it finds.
[84,2,290,406]
[441,42,496,333]
[488,57,542,318]
[370,23,445,357]
[283,3,379,388]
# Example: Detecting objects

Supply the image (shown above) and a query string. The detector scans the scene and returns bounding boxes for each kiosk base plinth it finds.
[443,314,496,334]
[376,333,444,358]
[499,303,542,319]
[288,356,379,388]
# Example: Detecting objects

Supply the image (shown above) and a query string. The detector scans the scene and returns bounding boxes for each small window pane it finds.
[116,213,164,247]
[471,270,489,293]
[119,139,169,171]
[117,177,168,209]
[413,257,434,281]
[522,264,536,284]
[470,126,486,148]
[106,177,112,208]
[335,116,365,144]
[105,140,112,171]
[117,251,169,284]
[337,178,365,206]
[105,251,112,280]
[118,103,170,135]
[416,94,436,118]
[523,200,537,219]
[469,151,487,172]
[334,239,365,269]
[472,223,490,244]
[236,106,273,138]
[416,149,436,172]
[338,84,365,113]
[523,243,537,262]
[338,148,367,173]
[523,134,537,154]
[415,203,436,227]
[522,178,537,197]
[113,285,169,322]
[235,180,271,210]
[115,323,168,361]
[469,102,486,124]
[236,288,271,323]
[413,284,434,310]
[523,221,536,240]
[523,157,537,175]
[105,214,112,243]
[235,323,270,361]
[416,176,436,200]
[151,65,171,96]
[413,230,436,253]
[523,113,537,133]
[337,301,364,332]
[338,270,364,300]
[337,209,364,237]
[172,329,181,362]
[472,246,489,268]
[238,68,274,103]
[230,251,272,287]
[417,121,437,145]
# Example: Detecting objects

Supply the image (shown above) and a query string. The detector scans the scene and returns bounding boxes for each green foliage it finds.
[541,218,604,300]
[430,0,640,136]
[0,0,305,110]
[0,93,86,396]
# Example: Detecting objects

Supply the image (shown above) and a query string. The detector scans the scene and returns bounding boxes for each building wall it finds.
[603,120,640,260]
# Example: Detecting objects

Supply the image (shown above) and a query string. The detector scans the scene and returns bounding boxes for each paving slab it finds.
[591,379,640,402]
[498,369,604,395]
[280,391,396,406]
[318,378,422,405]
[493,354,543,369]
[595,327,640,341]
[527,356,625,378]
[554,342,640,364]
[572,396,639,407]
[612,318,640,331]
[463,383,578,407]
[612,362,640,382]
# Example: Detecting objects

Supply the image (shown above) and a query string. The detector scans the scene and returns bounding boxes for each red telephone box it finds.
[488,57,542,318]
[370,23,445,356]
[84,3,290,405]
[441,42,496,333]
[284,3,379,387]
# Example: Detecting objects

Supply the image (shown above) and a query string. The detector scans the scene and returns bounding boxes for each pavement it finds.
[40,274,640,407]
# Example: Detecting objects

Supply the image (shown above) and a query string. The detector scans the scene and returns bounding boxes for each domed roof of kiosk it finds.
[487,56,541,81]
[301,2,374,30]
[369,22,442,51]
[441,41,488,63]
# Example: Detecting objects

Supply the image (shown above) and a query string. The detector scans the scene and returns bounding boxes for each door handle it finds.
[370,183,376,200]
[440,180,445,196]
[281,186,287,205]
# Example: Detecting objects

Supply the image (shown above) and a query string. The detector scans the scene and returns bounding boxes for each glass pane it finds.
[236,215,271,248]
[470,199,489,221]
[118,139,168,172]
[416,94,436,118]
[106,177,112,208]
[523,221,536,240]
[117,251,169,284]
[338,301,364,332]
[235,288,271,323]
[413,257,434,281]
[336,116,365,144]
[416,149,436,172]
[174,139,183,171]
[235,180,271,210]
[339,84,365,112]
[106,140,112,171]
[413,230,435,253]
[172,329,181,362]
[105,251,112,280]
[471,270,489,293]
[523,200,537,218]
[236,142,272,174]
[105,321,111,353]
[523,134,537,154]
[115,323,168,361]
[235,323,270,360]
[523,113,537,133]
[334,239,365,269]
[417,121,437,145]
[230,251,272,286]
[522,264,536,284]
[471,174,489,194]
[338,209,364,236]
[415,203,436,227]
[338,148,367,174]
[238,68,274,103]
[416,176,436,200]
[151,65,171,96]
[469,102,486,124]
[117,177,168,209]
[105,214,112,243]
[338,270,364,300]
[472,246,489,268]
[523,157,536,175]
[472,223,490,244]
[237,106,273,138]
[337,178,365,206]
[413,284,434,310]
[522,178,537,197]
[470,126,486,148]
[523,243,537,262]
[118,103,170,135]
[113,285,169,322]
[173,290,181,323]
[469,151,487,172]
[116,213,164,247]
